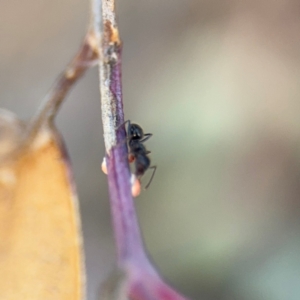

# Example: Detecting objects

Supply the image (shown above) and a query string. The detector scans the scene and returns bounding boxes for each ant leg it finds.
[144,166,157,189]
[115,120,132,146]
[126,120,131,135]
[140,133,152,143]
[116,119,130,132]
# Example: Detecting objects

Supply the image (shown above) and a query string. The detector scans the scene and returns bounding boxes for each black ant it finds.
[120,120,157,191]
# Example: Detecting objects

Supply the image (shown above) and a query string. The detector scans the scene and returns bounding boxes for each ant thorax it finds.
[128,139,146,154]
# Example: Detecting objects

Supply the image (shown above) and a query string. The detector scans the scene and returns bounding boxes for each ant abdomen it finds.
[135,154,151,178]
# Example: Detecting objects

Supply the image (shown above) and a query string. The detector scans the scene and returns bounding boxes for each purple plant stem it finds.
[107,50,146,262]
[92,0,188,298]
[90,0,139,262]
[95,0,152,268]
[105,56,186,296]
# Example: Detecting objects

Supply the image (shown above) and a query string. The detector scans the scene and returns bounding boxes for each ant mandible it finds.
[120,120,157,191]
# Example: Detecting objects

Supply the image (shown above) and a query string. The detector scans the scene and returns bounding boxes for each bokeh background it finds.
[2,0,300,299]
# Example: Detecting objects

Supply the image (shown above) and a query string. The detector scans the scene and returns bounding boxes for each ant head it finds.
[129,123,144,140]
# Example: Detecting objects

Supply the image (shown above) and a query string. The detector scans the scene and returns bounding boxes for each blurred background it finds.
[2,0,300,299]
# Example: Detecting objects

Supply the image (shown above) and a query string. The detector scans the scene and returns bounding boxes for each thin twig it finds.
[0,33,99,166]
[91,0,123,150]
[26,32,99,144]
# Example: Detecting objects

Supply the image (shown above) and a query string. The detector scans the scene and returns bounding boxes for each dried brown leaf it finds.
[0,110,85,300]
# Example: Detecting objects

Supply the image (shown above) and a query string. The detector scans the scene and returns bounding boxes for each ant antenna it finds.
[144,166,157,189]
[116,119,130,132]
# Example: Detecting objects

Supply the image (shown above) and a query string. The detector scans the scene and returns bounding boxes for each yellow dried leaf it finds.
[0,111,85,300]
